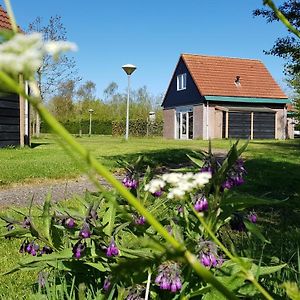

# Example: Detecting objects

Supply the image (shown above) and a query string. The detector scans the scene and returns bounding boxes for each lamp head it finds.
[122,64,137,75]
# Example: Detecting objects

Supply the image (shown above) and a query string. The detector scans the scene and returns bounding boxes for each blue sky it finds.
[6,0,289,99]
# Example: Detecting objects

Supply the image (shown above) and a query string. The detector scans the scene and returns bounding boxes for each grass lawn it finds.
[0,135,299,298]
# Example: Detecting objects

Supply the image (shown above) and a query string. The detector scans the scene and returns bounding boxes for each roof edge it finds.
[205,95,291,104]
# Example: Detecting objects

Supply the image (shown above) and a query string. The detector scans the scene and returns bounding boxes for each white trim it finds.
[177,73,186,91]
[206,101,209,140]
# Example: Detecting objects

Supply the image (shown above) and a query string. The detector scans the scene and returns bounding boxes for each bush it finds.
[112,119,163,137]
[41,120,112,135]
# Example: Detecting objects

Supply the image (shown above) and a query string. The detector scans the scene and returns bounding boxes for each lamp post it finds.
[122,64,136,140]
[88,108,94,137]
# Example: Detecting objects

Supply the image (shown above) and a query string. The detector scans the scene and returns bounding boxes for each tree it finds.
[48,80,76,122]
[28,15,81,136]
[253,1,300,75]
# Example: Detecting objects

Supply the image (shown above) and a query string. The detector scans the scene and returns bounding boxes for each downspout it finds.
[206,100,209,139]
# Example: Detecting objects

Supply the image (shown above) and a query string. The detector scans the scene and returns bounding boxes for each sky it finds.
[4,0,290,99]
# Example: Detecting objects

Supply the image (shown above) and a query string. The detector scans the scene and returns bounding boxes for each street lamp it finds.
[88,108,94,137]
[122,64,137,140]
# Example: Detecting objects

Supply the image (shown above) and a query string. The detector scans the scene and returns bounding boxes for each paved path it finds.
[0,175,117,208]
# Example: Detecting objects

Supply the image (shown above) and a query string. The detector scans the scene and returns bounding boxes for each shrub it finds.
[41,120,112,135]
[112,119,163,137]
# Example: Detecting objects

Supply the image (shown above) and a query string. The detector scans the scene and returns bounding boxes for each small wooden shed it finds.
[0,5,30,148]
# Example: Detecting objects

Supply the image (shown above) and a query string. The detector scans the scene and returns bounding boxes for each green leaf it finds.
[103,201,116,236]
[244,220,270,244]
[187,154,205,168]
[202,275,245,300]
[85,262,106,272]
[281,282,300,300]
[251,263,287,276]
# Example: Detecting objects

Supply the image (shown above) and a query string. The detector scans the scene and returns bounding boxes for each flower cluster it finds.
[19,240,53,256]
[0,33,77,78]
[72,240,86,259]
[198,240,223,268]
[106,239,119,257]
[222,159,247,190]
[133,214,146,225]
[79,222,91,238]
[126,285,145,300]
[122,175,138,189]
[155,262,182,293]
[145,172,211,200]
[194,195,209,212]
[63,217,76,228]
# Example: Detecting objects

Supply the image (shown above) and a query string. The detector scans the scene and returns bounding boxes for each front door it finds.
[176,110,193,139]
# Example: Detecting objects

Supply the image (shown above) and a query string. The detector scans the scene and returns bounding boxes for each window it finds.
[177,73,186,91]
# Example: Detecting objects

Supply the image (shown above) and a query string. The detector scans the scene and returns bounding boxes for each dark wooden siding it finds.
[228,112,251,139]
[0,92,20,147]
[253,112,275,139]
[162,57,205,108]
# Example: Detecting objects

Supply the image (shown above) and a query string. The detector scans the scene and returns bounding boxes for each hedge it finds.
[41,120,112,135]
[112,119,163,137]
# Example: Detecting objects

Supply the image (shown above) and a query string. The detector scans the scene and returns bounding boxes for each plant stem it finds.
[264,0,300,39]
[0,70,239,299]
[191,205,273,300]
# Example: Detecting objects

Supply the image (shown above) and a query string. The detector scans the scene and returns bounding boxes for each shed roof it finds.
[182,54,288,100]
[0,5,22,31]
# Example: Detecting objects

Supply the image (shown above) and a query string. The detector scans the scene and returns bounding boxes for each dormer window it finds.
[234,75,241,87]
[177,73,186,91]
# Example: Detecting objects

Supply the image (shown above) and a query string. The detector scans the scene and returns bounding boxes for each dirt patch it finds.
[0,175,121,208]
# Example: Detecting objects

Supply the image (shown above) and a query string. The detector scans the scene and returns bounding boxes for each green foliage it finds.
[112,119,163,137]
[41,119,112,135]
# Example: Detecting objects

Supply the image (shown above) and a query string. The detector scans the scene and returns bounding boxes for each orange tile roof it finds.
[0,5,22,31]
[182,54,288,99]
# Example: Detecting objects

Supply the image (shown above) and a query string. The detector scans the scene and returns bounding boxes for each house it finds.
[162,54,291,140]
[0,5,30,147]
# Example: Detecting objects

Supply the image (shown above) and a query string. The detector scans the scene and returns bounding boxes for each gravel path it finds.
[0,175,119,208]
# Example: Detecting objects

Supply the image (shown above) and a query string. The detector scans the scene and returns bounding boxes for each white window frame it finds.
[177,73,186,91]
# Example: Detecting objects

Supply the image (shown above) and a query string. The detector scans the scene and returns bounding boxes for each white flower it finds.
[167,187,186,199]
[44,41,77,58]
[162,173,183,185]
[144,179,165,193]
[193,172,212,187]
[177,180,194,193]
[0,33,77,78]
[0,33,43,76]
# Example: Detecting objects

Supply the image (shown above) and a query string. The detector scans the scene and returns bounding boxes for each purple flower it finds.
[199,240,223,268]
[201,254,211,267]
[65,218,75,228]
[153,190,163,197]
[106,239,119,257]
[194,196,208,212]
[155,262,182,293]
[103,277,111,291]
[79,222,91,238]
[122,176,138,189]
[248,212,257,223]
[72,240,86,259]
[134,215,146,225]
[24,241,39,256]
